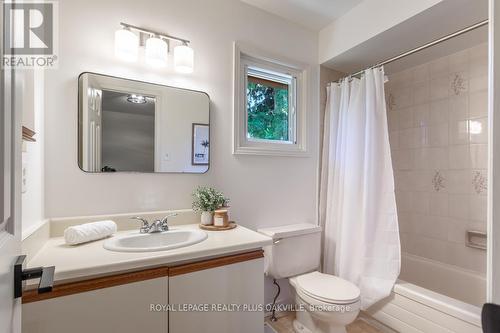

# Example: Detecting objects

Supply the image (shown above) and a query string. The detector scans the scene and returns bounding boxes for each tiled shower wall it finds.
[386,43,488,275]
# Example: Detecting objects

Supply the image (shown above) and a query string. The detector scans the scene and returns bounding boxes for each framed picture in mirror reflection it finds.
[192,123,209,165]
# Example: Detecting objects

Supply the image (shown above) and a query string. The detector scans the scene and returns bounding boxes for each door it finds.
[80,78,102,172]
[169,258,264,333]
[0,1,23,332]
[23,277,168,333]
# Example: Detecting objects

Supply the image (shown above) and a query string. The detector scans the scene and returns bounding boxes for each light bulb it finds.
[145,36,168,67]
[114,28,138,62]
[126,94,147,104]
[174,44,194,73]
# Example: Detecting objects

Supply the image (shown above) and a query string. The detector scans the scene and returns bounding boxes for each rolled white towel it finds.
[64,220,117,245]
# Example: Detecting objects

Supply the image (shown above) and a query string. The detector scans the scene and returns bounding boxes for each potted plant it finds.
[192,186,229,225]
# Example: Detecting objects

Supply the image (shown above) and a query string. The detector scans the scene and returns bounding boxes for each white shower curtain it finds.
[319,68,400,310]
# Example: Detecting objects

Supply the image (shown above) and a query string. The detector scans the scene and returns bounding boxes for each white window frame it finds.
[233,42,308,156]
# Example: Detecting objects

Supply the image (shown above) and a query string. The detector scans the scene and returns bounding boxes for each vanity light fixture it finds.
[114,27,139,62]
[145,35,168,67]
[126,94,147,104]
[115,23,194,73]
[174,42,194,73]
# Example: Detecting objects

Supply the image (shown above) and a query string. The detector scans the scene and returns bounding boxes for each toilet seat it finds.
[293,271,360,305]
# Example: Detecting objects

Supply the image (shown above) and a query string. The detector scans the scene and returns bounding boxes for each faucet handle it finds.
[130,216,150,233]
[160,213,178,230]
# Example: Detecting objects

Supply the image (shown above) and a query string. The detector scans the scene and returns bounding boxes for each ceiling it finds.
[102,90,155,117]
[240,0,363,31]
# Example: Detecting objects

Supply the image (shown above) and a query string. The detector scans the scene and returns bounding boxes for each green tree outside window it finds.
[247,81,289,141]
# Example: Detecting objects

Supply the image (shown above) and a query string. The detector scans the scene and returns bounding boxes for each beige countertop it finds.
[27,224,272,285]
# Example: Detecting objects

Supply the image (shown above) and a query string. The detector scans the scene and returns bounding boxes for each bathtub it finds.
[367,253,483,333]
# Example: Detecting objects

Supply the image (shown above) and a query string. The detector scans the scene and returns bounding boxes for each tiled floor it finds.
[265,312,384,333]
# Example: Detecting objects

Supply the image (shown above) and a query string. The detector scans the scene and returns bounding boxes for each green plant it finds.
[192,186,229,213]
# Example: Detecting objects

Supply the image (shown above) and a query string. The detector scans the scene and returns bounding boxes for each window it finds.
[247,67,295,143]
[233,43,307,156]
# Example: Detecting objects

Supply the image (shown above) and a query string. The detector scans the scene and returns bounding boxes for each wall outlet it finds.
[22,163,27,193]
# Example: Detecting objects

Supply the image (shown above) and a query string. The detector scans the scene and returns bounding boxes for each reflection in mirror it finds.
[101,91,156,172]
[78,73,210,173]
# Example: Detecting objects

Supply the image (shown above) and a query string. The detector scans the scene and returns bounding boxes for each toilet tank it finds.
[258,224,322,279]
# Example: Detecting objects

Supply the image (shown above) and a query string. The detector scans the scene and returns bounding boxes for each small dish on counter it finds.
[199,221,237,231]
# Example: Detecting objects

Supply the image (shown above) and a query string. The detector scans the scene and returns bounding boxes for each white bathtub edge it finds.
[393,280,481,327]
[367,280,482,333]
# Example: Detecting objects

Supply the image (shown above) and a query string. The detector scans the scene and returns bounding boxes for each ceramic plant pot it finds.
[200,211,213,225]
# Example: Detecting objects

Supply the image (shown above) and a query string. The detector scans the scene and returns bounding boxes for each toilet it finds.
[259,224,361,333]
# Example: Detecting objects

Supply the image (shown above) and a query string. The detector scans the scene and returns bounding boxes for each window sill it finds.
[233,143,308,157]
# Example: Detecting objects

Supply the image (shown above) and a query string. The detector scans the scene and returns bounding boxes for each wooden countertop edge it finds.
[22,249,264,304]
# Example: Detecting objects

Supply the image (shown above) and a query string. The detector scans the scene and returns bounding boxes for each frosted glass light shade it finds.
[174,44,194,73]
[114,29,138,62]
[145,36,168,67]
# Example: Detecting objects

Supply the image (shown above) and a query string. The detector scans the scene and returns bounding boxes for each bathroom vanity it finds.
[19,71,270,333]
[21,221,271,333]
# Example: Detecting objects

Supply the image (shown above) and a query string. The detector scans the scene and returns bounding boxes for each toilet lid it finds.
[295,271,360,304]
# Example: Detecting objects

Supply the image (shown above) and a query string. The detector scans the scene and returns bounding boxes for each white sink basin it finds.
[103,229,208,252]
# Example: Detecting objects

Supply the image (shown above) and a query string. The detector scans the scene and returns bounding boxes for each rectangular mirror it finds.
[78,73,210,173]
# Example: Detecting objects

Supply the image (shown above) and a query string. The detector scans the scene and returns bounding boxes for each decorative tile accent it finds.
[432,170,445,192]
[451,73,467,96]
[387,93,396,111]
[472,171,487,194]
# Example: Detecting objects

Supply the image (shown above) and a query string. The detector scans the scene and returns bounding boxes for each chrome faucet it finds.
[130,213,178,233]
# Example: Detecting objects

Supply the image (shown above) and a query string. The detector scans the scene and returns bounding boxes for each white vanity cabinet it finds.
[22,251,265,333]
[169,257,264,333]
[22,277,168,333]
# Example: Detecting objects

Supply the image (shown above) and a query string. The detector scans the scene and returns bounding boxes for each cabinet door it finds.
[23,277,168,333]
[169,258,264,333]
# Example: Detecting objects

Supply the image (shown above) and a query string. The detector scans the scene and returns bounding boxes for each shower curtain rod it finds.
[332,19,489,83]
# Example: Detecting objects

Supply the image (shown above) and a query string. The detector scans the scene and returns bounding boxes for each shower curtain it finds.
[319,68,400,309]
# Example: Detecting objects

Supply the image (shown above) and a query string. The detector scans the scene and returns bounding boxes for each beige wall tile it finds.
[389,43,487,274]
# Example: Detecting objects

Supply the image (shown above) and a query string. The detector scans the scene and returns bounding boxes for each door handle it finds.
[14,255,55,299]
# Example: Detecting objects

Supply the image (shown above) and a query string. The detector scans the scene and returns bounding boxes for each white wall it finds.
[319,0,444,64]
[158,89,209,173]
[44,0,319,231]
[488,0,500,304]
[101,110,155,172]
[21,69,45,238]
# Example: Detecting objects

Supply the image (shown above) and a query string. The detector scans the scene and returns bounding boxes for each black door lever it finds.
[14,255,55,299]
